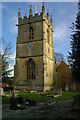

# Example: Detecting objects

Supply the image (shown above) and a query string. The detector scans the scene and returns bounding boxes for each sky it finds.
[1,2,78,76]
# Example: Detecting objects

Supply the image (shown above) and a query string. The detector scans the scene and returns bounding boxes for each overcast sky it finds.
[1,2,78,76]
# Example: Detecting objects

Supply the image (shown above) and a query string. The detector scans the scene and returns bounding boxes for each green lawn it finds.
[2,91,79,119]
[54,91,79,101]
[2,92,53,104]
[2,96,10,104]
[2,90,79,104]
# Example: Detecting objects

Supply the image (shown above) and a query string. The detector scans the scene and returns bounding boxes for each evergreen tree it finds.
[69,1,80,88]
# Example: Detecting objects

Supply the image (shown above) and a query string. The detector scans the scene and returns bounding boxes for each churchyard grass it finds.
[2,91,53,104]
[2,97,73,119]
[2,91,79,119]
[2,91,78,104]
[2,96,10,104]
[54,91,79,101]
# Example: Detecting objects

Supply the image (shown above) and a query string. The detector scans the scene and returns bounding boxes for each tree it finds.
[0,50,2,82]
[1,39,14,84]
[54,52,64,64]
[68,2,80,90]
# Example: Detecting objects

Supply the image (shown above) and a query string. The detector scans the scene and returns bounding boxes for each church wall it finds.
[14,15,44,91]
[42,20,54,91]
[17,19,43,44]
[16,41,42,58]
[57,61,72,90]
[43,56,54,91]
[14,56,44,91]
[43,19,54,59]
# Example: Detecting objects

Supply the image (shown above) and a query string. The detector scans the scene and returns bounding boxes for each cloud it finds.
[70,14,76,20]
[8,52,16,60]
[53,23,70,56]
[59,10,67,15]
[0,4,8,10]
[8,64,14,70]
[8,15,18,34]
[7,52,16,77]
[7,64,14,77]
[53,23,68,41]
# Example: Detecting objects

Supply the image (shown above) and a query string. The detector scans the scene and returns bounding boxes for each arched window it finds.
[47,30,49,44]
[29,27,34,39]
[27,59,35,80]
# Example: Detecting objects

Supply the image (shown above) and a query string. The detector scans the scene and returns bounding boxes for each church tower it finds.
[14,3,54,91]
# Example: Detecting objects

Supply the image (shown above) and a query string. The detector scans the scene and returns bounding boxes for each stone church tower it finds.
[14,3,54,91]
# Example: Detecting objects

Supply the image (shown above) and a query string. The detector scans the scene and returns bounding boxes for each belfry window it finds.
[27,59,35,80]
[29,27,34,39]
[47,30,49,44]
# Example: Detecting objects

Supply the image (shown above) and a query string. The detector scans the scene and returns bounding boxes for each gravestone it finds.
[0,87,3,96]
[17,96,25,109]
[9,94,18,110]
[10,95,26,110]
[18,97,24,104]
[54,89,62,95]
[26,99,36,106]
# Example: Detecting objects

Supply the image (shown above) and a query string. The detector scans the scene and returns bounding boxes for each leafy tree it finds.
[54,52,64,64]
[1,39,14,84]
[68,2,80,90]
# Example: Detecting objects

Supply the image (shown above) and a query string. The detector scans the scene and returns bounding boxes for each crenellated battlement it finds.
[17,13,43,25]
[17,2,53,29]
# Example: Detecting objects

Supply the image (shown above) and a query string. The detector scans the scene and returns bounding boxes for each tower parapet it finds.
[17,2,53,32]
[17,2,54,50]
